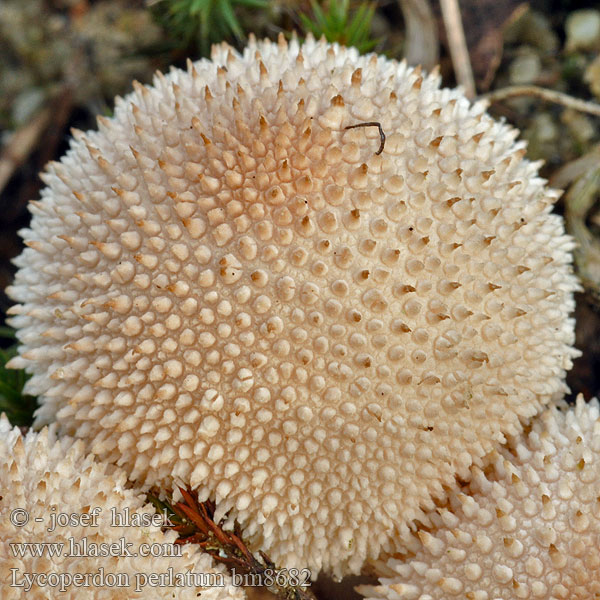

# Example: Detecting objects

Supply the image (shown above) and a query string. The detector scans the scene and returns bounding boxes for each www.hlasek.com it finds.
[9,536,183,559]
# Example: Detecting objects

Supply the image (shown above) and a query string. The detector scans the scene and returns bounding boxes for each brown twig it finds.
[345,122,386,155]
[479,85,600,117]
[149,489,317,600]
[440,0,476,98]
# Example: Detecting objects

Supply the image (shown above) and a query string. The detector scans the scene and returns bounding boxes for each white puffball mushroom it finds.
[7,34,579,576]
[0,415,244,600]
[357,396,600,600]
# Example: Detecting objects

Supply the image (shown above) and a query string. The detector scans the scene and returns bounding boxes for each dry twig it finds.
[440,0,475,98]
[480,85,600,117]
[149,489,317,600]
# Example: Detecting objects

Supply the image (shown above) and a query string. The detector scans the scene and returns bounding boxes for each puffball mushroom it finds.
[357,396,600,600]
[7,34,579,576]
[0,415,244,600]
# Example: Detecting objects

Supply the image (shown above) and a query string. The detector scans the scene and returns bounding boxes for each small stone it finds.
[565,10,600,53]
[508,50,542,85]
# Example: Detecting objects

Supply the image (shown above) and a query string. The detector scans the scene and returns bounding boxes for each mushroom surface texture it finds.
[7,34,579,576]
[357,396,600,600]
[0,415,245,599]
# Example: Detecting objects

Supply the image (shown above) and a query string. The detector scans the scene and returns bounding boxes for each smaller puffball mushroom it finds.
[0,415,244,600]
[357,396,600,600]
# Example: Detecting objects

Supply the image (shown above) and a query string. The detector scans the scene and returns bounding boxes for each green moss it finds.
[151,0,270,56]
[0,328,37,427]
[299,0,380,53]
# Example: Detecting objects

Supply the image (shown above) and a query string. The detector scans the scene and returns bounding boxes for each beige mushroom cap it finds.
[0,415,244,599]
[7,35,578,575]
[358,396,600,599]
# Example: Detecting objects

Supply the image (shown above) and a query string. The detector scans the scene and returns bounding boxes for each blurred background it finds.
[1,0,599,436]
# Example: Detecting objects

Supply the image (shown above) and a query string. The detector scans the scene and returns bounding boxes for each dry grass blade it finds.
[440,0,475,98]
[398,0,439,70]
